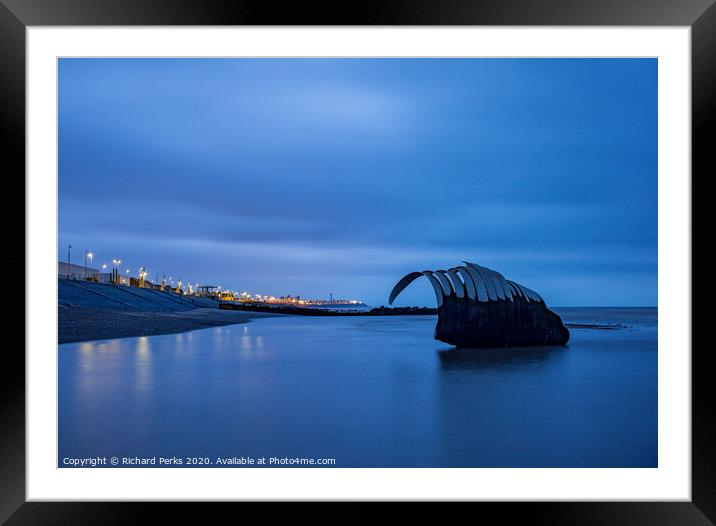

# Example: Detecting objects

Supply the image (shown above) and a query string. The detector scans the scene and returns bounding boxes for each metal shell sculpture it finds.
[389,261,569,348]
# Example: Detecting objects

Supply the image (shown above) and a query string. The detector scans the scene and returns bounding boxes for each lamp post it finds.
[84,250,92,280]
[67,245,72,279]
[112,259,121,284]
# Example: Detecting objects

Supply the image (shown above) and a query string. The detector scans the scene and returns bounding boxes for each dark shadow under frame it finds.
[2,0,710,522]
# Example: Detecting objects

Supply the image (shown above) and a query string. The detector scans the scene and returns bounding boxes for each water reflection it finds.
[59,312,656,467]
[437,345,566,371]
[134,336,152,393]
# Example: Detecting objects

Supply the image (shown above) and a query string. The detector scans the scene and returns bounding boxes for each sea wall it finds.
[59,279,219,312]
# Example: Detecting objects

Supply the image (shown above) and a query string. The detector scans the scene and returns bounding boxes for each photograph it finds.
[56,57,658,469]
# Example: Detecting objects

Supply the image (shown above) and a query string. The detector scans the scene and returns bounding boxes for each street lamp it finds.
[67,245,72,279]
[84,250,93,280]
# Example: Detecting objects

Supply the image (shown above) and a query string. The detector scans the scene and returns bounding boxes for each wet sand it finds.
[58,305,279,344]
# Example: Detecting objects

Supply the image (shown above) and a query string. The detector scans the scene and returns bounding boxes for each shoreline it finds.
[58,305,279,344]
[58,304,636,345]
[57,280,440,344]
[219,303,437,316]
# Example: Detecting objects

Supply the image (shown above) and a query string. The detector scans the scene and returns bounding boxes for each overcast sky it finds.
[58,58,657,307]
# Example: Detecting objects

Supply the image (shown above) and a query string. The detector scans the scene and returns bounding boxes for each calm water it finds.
[58,308,657,467]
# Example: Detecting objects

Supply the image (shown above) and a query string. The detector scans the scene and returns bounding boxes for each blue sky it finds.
[58,58,657,307]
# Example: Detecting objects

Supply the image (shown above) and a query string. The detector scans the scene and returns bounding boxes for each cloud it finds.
[58,58,657,306]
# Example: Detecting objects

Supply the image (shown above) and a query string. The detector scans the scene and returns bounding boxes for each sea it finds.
[58,307,657,468]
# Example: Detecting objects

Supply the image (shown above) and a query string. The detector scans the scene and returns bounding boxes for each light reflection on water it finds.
[59,309,657,467]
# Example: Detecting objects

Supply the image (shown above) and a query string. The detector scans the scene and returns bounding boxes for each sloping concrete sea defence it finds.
[59,279,220,311]
[58,280,274,344]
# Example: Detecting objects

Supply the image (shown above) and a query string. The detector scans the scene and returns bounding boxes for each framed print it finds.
[5,0,710,522]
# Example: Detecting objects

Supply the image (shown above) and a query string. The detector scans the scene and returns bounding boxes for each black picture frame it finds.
[3,0,709,522]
